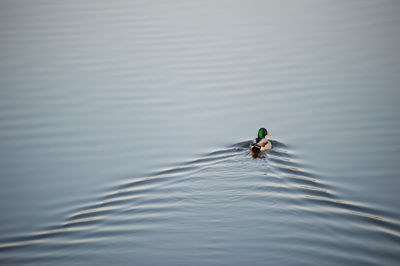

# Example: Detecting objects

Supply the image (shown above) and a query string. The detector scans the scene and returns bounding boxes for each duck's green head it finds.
[258,128,271,138]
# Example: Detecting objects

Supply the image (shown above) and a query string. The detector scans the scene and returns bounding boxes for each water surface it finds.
[1,1,400,265]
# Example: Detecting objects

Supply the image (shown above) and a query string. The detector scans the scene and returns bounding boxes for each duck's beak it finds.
[267,133,272,136]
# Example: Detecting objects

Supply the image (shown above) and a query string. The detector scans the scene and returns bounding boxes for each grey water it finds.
[1,0,400,265]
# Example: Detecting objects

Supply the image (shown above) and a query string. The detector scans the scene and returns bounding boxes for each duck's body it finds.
[250,128,272,157]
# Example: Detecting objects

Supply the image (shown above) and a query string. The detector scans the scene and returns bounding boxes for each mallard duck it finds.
[250,128,272,156]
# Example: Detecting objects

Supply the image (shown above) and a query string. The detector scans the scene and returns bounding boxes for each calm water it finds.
[1,1,400,265]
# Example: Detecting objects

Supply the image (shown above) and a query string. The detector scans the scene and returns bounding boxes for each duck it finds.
[250,128,272,156]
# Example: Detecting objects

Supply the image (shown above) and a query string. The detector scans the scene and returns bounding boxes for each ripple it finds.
[1,139,399,266]
[1,0,400,265]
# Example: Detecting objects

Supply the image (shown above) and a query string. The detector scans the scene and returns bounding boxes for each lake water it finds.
[1,1,400,265]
